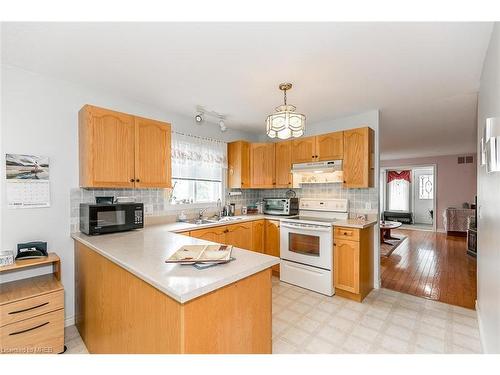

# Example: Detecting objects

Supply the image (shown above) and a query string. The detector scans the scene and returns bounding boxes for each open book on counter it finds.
[165,244,233,265]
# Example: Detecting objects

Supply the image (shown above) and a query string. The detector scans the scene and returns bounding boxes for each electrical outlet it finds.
[365,202,372,210]
[144,204,154,216]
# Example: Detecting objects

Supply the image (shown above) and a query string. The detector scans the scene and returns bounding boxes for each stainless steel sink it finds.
[187,219,218,225]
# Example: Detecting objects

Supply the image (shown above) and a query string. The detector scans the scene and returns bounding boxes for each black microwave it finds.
[80,203,144,235]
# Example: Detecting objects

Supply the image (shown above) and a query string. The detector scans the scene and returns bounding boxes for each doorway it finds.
[379,165,436,232]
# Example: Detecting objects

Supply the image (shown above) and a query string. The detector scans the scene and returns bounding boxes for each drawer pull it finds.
[9,321,49,336]
[8,302,49,315]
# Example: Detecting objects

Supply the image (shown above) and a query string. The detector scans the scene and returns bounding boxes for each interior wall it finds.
[381,154,476,232]
[0,64,258,323]
[476,22,500,354]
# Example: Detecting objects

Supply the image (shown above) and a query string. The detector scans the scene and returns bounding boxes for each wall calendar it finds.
[5,154,50,209]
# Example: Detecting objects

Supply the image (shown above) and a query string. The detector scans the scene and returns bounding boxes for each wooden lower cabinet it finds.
[333,226,374,302]
[225,223,252,250]
[264,220,280,275]
[251,220,265,253]
[190,226,226,243]
[75,242,272,353]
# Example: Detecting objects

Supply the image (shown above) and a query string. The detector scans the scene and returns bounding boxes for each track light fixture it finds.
[194,105,228,132]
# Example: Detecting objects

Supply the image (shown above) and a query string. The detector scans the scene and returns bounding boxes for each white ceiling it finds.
[1,22,493,159]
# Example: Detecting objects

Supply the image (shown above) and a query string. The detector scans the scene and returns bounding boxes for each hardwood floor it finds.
[380,229,477,310]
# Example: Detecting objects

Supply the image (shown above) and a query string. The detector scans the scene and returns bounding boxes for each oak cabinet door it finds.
[291,136,316,163]
[343,127,374,188]
[227,141,250,189]
[80,105,135,188]
[316,131,343,161]
[250,143,275,188]
[251,220,265,253]
[275,141,292,188]
[264,220,280,273]
[225,223,252,250]
[190,227,227,243]
[134,116,172,188]
[334,239,360,293]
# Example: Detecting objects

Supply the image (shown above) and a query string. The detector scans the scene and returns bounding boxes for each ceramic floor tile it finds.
[385,324,414,342]
[305,336,339,354]
[415,333,446,353]
[326,315,356,333]
[350,325,380,343]
[279,326,311,346]
[294,316,322,334]
[336,307,363,322]
[342,335,372,353]
[380,335,411,354]
[452,322,481,339]
[390,314,418,330]
[359,315,385,331]
[451,332,482,352]
[305,308,331,323]
[317,323,348,345]
[273,338,298,354]
[288,301,314,315]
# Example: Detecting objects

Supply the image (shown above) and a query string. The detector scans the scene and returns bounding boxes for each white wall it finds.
[476,22,500,354]
[0,64,258,324]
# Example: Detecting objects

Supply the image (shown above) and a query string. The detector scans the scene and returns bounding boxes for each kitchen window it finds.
[170,132,227,205]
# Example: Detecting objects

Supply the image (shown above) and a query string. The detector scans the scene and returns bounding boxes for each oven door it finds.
[280,221,333,270]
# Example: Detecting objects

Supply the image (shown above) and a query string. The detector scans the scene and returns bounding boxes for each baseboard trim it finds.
[476,300,488,354]
[65,315,75,327]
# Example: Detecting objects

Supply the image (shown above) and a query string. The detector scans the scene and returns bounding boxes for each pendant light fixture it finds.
[266,83,305,139]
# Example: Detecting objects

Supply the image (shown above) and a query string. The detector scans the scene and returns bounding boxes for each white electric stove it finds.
[279,198,349,296]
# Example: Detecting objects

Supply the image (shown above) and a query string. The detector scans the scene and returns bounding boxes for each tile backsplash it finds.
[227,184,378,219]
[70,184,378,233]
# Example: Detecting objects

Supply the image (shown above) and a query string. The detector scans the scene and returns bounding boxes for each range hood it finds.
[291,160,342,173]
[291,160,343,186]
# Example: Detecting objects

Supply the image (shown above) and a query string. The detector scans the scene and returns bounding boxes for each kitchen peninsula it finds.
[72,224,279,354]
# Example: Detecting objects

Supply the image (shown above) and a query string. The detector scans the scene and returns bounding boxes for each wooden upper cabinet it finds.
[250,143,275,188]
[225,223,252,250]
[79,105,135,188]
[343,127,374,188]
[291,136,316,163]
[316,131,344,161]
[134,116,172,188]
[274,141,292,188]
[79,105,172,188]
[227,141,250,189]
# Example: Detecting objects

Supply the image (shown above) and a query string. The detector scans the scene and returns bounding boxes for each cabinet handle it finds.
[8,302,49,315]
[9,321,49,336]
[130,178,135,182]
[136,179,140,183]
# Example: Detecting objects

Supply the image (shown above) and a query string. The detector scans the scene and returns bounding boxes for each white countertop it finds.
[72,223,280,304]
[333,219,378,229]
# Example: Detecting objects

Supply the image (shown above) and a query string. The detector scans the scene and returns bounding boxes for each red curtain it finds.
[387,170,411,183]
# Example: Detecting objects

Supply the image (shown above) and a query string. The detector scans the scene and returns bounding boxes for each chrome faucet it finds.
[198,207,208,220]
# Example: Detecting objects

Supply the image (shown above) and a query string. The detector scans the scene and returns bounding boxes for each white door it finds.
[413,168,434,224]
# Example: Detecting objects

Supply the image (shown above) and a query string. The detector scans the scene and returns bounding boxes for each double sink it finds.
[187,216,245,225]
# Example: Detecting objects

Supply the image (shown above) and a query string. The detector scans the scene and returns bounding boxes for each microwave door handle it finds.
[280,223,332,232]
